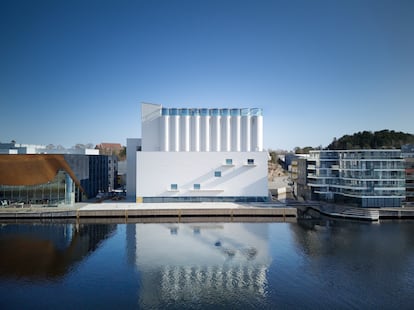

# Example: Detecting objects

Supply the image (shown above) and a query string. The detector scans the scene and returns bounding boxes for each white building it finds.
[128,103,268,202]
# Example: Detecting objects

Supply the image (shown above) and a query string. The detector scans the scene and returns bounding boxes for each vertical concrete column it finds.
[200,109,210,151]
[241,109,251,152]
[221,109,231,152]
[160,108,170,151]
[256,113,263,151]
[191,109,201,151]
[231,109,241,151]
[211,108,221,151]
[251,108,263,151]
[170,108,180,152]
[180,108,190,152]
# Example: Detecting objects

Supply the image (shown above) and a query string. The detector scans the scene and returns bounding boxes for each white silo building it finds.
[132,103,268,202]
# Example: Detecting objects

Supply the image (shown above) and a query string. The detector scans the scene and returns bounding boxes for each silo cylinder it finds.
[200,109,210,151]
[221,109,231,152]
[180,109,190,152]
[170,108,180,152]
[211,109,221,151]
[160,114,170,152]
[230,109,241,152]
[191,109,201,152]
[241,109,251,152]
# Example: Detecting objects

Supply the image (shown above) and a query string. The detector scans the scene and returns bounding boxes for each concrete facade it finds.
[132,103,267,202]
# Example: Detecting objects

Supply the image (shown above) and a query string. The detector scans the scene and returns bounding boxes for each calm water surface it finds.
[0,219,413,309]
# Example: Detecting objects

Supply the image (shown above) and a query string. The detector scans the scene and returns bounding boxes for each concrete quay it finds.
[0,202,297,222]
[296,202,414,221]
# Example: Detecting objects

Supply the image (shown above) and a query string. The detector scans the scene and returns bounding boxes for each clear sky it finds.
[1,0,413,150]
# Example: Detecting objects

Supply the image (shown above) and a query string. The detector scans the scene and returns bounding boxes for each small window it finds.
[225,159,233,165]
[193,183,201,190]
[247,159,255,165]
[214,171,222,177]
[170,184,178,190]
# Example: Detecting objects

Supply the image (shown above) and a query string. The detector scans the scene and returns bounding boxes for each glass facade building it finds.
[307,150,405,207]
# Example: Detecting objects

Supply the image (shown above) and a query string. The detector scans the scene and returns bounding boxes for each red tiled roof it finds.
[96,143,122,150]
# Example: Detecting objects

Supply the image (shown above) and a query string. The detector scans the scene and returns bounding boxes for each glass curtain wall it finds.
[0,170,77,205]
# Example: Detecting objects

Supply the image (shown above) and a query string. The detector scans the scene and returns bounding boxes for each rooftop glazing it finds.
[161,108,262,116]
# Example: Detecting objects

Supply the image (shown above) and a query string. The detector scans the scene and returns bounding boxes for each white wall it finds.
[136,151,268,198]
[141,103,161,151]
[126,138,141,199]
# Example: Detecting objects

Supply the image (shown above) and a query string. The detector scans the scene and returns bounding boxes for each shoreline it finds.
[1,201,413,222]
[0,202,297,221]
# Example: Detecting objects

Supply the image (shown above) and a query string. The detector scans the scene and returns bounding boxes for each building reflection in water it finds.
[127,223,271,308]
[290,218,414,295]
[0,223,116,280]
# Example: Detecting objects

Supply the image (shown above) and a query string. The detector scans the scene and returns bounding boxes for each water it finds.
[1,219,414,309]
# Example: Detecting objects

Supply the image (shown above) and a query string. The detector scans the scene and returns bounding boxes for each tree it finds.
[46,144,55,150]
[73,143,86,150]
[118,146,126,160]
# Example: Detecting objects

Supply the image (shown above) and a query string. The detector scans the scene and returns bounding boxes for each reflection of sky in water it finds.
[131,223,271,308]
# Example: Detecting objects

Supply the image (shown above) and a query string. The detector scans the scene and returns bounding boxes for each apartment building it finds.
[307,150,405,207]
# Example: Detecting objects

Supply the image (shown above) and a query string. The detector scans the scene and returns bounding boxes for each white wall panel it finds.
[141,103,161,151]
[136,152,268,198]
[160,115,169,152]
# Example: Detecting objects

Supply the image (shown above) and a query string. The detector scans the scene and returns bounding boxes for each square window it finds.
[225,159,233,165]
[247,159,255,165]
[214,171,222,177]
[170,184,178,190]
[193,183,201,190]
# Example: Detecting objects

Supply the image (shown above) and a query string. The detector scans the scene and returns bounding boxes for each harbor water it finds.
[1,219,414,309]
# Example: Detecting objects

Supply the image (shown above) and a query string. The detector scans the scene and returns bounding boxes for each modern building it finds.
[307,150,406,207]
[0,142,118,197]
[128,103,268,202]
[0,153,114,205]
[402,144,414,206]
[64,154,112,199]
[0,154,84,205]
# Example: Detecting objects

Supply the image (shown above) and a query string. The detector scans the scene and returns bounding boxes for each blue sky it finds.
[1,0,413,150]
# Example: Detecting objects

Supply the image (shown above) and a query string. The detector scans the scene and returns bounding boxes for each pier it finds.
[0,202,297,222]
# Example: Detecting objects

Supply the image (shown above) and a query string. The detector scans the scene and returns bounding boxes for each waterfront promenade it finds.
[0,201,297,221]
[1,201,413,221]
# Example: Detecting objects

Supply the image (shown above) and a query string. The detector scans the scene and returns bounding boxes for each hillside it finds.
[326,130,414,150]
